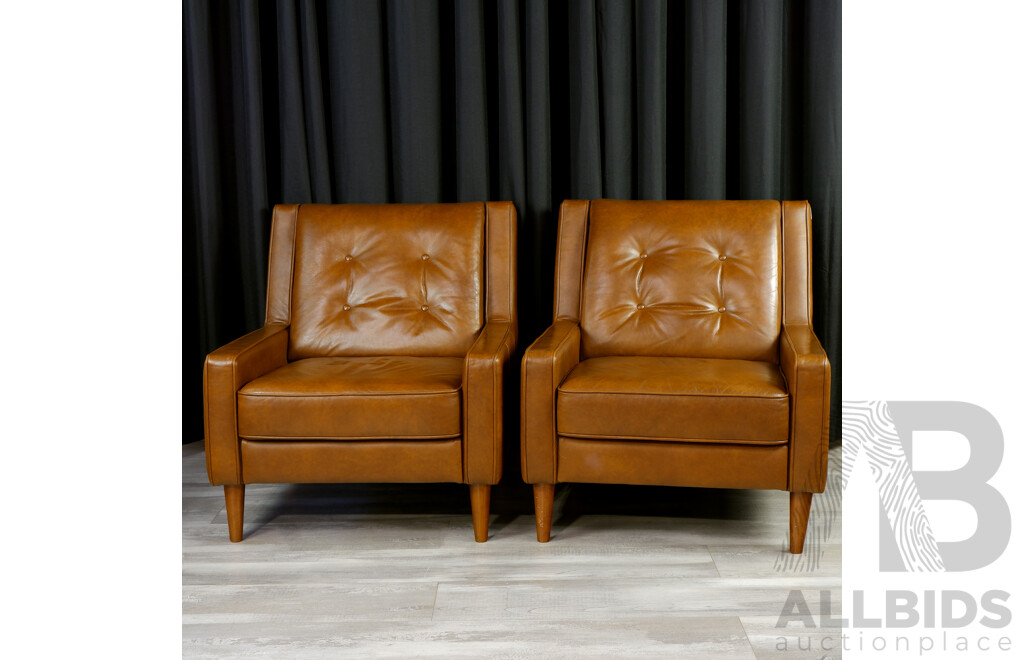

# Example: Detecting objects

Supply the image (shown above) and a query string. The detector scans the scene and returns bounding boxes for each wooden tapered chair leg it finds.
[469,484,491,543]
[789,492,813,554]
[225,484,245,543]
[533,483,555,542]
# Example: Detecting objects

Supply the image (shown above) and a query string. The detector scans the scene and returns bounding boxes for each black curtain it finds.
[185,0,841,451]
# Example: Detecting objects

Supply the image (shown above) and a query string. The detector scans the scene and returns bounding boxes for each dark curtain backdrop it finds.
[185,0,841,452]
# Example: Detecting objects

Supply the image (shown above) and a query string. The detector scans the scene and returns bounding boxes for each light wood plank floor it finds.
[183,443,843,658]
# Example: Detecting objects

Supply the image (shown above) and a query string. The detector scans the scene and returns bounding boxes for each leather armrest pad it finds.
[204,323,289,485]
[780,324,828,376]
[780,324,831,492]
[521,321,581,483]
[463,321,517,484]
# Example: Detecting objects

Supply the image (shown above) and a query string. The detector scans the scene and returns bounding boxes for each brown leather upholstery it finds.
[204,202,517,542]
[557,438,790,490]
[237,356,464,440]
[289,204,486,359]
[580,200,781,361]
[557,356,789,443]
[522,200,830,552]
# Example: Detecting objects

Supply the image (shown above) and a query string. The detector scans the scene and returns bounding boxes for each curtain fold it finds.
[635,0,667,200]
[185,0,842,447]
[453,0,490,202]
[326,0,390,203]
[682,0,728,199]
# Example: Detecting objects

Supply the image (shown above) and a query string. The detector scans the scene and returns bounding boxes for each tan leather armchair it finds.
[521,200,830,553]
[205,202,517,542]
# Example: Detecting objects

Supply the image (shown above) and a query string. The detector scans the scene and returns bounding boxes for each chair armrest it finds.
[521,321,581,484]
[780,324,831,493]
[462,321,517,485]
[203,323,289,485]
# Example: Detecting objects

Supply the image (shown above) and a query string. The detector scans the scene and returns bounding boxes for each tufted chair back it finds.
[565,200,786,362]
[263,203,513,360]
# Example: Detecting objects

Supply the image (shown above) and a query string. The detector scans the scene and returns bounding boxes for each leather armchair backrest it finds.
[265,203,488,359]
[574,199,783,362]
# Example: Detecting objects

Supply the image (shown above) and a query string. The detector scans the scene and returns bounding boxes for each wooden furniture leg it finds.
[533,483,555,542]
[470,484,491,543]
[789,491,813,554]
[225,484,245,543]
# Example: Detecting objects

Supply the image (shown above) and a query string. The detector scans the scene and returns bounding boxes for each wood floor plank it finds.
[431,577,842,621]
[183,617,757,659]
[184,539,719,586]
[182,441,843,658]
[182,583,439,623]
[709,543,842,578]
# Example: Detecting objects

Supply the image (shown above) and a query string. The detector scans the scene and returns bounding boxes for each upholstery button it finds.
[421,254,430,260]
[718,306,726,313]
[640,252,647,259]
[719,255,727,261]
[342,305,351,311]
[345,255,353,261]
[637,304,645,310]
[421,305,429,311]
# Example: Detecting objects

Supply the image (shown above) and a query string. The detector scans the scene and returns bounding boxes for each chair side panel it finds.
[553,200,591,322]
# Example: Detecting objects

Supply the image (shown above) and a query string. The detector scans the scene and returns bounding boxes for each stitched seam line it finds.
[523,346,530,483]
[493,324,513,482]
[575,202,589,325]
[463,341,470,483]
[805,201,811,323]
[560,436,790,450]
[203,363,213,481]
[288,205,298,325]
[557,389,788,399]
[265,208,278,323]
[485,203,493,324]
[818,364,828,488]
[550,343,557,481]
[781,201,789,325]
[238,390,461,398]
[786,328,798,490]
[491,336,499,483]
[817,330,829,488]
[507,203,513,321]
[239,433,462,440]
[555,431,789,445]
[553,204,563,320]
[231,359,241,483]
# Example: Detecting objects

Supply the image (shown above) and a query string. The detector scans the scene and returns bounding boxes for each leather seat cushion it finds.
[237,356,463,440]
[557,356,789,444]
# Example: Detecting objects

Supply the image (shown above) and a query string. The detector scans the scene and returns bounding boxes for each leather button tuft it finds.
[719,255,727,261]
[421,305,429,311]
[345,255,353,261]
[342,305,351,311]
[637,304,645,310]
[718,306,726,313]
[421,254,430,260]
[640,252,648,259]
